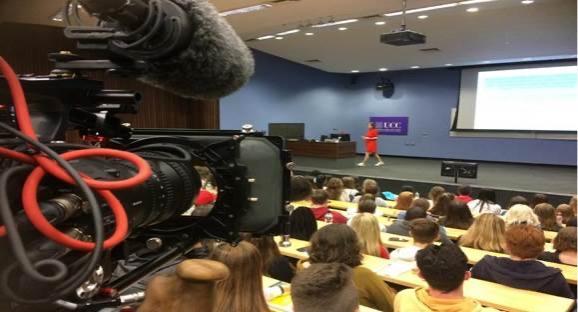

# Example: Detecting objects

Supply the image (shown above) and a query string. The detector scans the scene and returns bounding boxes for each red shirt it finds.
[379,245,390,259]
[365,129,378,153]
[310,206,348,224]
[195,190,217,205]
[456,195,473,203]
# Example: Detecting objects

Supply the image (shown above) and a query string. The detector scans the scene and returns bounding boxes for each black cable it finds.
[0,122,104,304]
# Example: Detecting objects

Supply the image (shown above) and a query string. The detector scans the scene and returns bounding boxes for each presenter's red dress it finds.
[365,129,378,153]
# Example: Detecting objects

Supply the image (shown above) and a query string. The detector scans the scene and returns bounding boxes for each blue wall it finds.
[221,50,577,166]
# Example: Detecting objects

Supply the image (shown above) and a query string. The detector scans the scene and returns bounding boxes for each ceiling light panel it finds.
[312,19,359,28]
[220,4,272,17]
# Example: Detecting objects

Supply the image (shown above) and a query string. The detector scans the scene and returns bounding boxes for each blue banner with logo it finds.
[369,117,409,135]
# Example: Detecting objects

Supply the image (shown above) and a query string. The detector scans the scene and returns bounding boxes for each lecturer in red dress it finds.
[357,122,384,167]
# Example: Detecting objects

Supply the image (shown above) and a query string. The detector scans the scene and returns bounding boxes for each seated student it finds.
[531,193,549,208]
[209,241,270,312]
[428,193,454,218]
[458,214,507,253]
[307,224,396,312]
[352,179,388,207]
[539,227,577,266]
[244,235,294,283]
[291,175,313,202]
[467,189,501,216]
[570,195,577,215]
[507,195,529,208]
[534,203,563,232]
[556,204,575,226]
[455,185,473,203]
[427,186,446,209]
[471,224,574,299]
[350,213,389,259]
[439,201,474,230]
[390,219,439,265]
[291,263,359,312]
[400,185,416,195]
[394,191,414,211]
[411,198,431,211]
[394,244,498,312]
[290,207,318,241]
[504,204,540,227]
[387,207,451,243]
[325,177,349,202]
[310,189,347,224]
[342,176,360,202]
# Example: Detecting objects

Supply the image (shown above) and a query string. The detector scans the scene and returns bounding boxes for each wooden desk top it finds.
[275,237,575,312]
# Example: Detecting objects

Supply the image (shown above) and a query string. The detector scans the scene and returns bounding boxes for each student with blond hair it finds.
[350,213,389,259]
[458,214,507,253]
[504,204,540,227]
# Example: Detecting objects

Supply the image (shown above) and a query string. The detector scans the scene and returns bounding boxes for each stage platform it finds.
[293,155,576,207]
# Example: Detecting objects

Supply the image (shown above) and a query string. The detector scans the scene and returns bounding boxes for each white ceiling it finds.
[1,0,576,73]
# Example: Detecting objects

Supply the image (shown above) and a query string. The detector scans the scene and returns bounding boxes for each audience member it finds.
[534,203,563,232]
[439,201,474,230]
[308,224,396,311]
[394,191,414,211]
[428,193,454,217]
[394,244,498,312]
[504,204,540,227]
[507,195,529,208]
[459,214,507,253]
[467,189,501,216]
[427,186,446,209]
[244,235,294,283]
[539,227,577,266]
[291,176,313,202]
[310,170,327,189]
[353,179,388,206]
[390,219,439,265]
[387,207,451,243]
[570,195,577,215]
[310,190,347,224]
[455,185,473,203]
[531,193,549,208]
[342,176,360,202]
[350,213,389,259]
[209,241,271,312]
[325,177,348,201]
[291,263,359,312]
[357,195,377,214]
[400,185,416,195]
[556,204,575,226]
[567,218,578,227]
[471,224,574,298]
[290,207,318,241]
[411,198,431,211]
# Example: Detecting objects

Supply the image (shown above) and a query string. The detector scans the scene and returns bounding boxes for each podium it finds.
[286,141,357,168]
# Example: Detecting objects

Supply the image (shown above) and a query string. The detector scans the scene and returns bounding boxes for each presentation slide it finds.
[457,63,577,132]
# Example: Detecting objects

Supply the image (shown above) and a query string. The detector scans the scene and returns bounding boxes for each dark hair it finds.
[508,196,529,208]
[325,178,345,201]
[409,218,439,244]
[428,186,446,203]
[342,176,357,189]
[291,176,313,201]
[309,224,362,268]
[358,199,376,214]
[411,198,430,211]
[290,207,318,241]
[416,244,469,293]
[311,190,329,205]
[400,185,416,194]
[368,122,376,129]
[429,193,454,217]
[441,201,474,230]
[477,189,496,203]
[457,185,471,196]
[291,263,358,312]
[534,203,559,231]
[567,218,578,227]
[505,224,545,259]
[531,193,549,208]
[553,227,577,252]
[243,235,281,277]
[405,206,427,221]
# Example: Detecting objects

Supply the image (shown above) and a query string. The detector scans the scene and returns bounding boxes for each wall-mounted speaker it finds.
[376,78,395,98]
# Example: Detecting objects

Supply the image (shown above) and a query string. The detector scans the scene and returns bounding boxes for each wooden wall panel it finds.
[0,22,219,131]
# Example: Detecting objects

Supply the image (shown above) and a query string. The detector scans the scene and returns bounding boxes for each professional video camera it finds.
[0,0,290,310]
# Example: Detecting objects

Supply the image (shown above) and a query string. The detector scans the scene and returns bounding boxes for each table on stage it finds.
[286,140,357,168]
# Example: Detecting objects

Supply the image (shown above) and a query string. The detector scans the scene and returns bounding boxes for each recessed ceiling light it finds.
[411,66,420,69]
[338,27,348,31]
[379,68,388,71]
[275,36,284,40]
[305,32,315,36]
[220,4,272,17]
[445,63,453,66]
[257,35,275,40]
[466,7,479,12]
[385,3,458,16]
[418,15,429,19]
[521,0,534,4]
[351,70,360,73]
[276,29,300,36]
[375,21,386,25]
[312,19,359,28]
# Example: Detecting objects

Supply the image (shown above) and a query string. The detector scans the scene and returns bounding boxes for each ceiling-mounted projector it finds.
[380,29,426,46]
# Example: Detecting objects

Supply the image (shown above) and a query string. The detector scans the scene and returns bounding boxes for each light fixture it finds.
[276,29,300,36]
[459,0,494,4]
[379,68,388,71]
[411,66,420,69]
[305,32,315,36]
[220,4,272,17]
[482,60,491,63]
[466,7,479,12]
[312,19,359,28]
[338,27,348,31]
[257,35,276,41]
[523,57,533,61]
[417,15,429,19]
[351,70,360,73]
[385,3,458,16]
[275,36,284,40]
[521,0,534,4]
[445,63,453,66]
[375,21,386,25]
